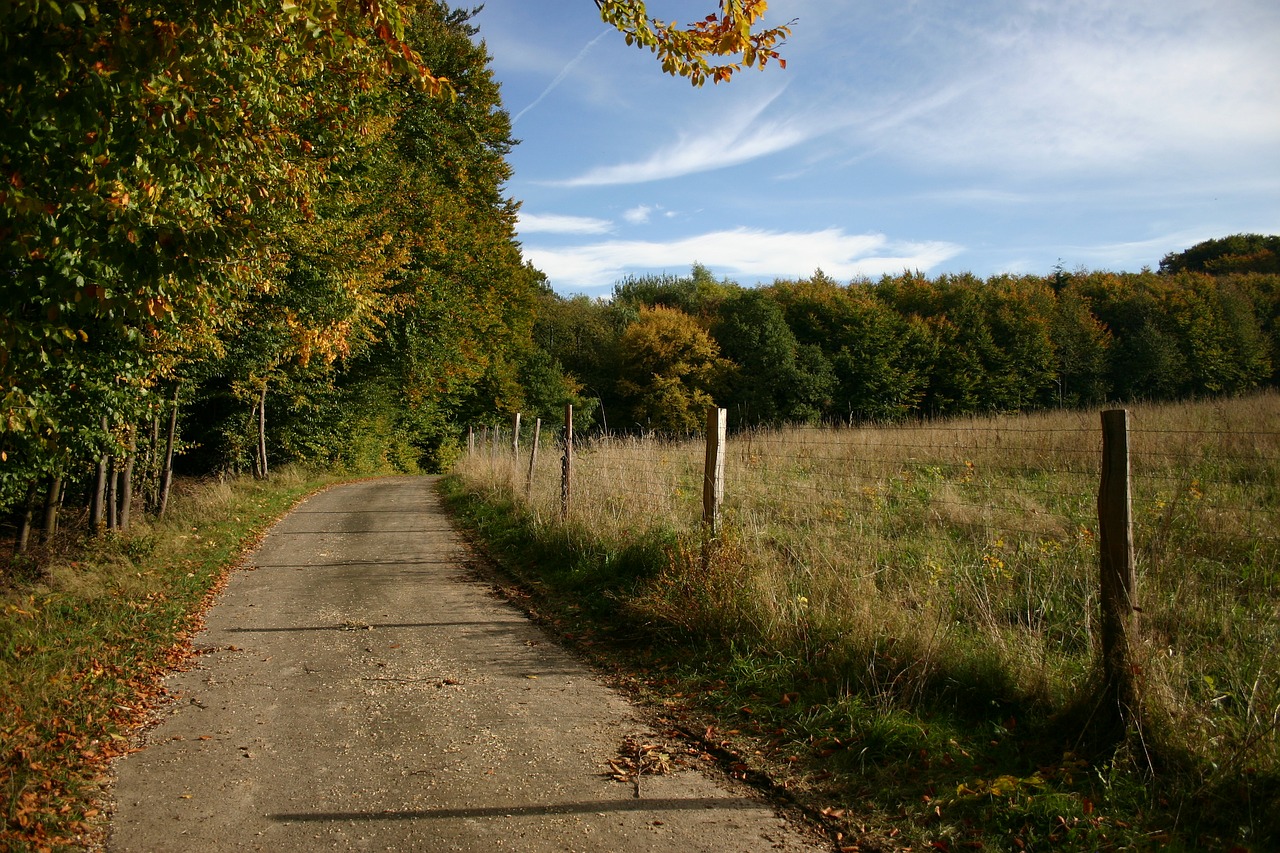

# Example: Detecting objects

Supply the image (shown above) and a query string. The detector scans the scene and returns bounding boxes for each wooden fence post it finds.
[1099,408,1139,723]
[703,406,727,536]
[512,413,521,457]
[467,426,475,456]
[527,418,541,500]
[561,405,573,520]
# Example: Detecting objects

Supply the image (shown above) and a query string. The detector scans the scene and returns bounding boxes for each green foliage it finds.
[538,256,1279,435]
[1,0,432,506]
[712,288,823,425]
[166,2,548,479]
[616,305,725,433]
[595,0,792,87]
[1161,233,1280,276]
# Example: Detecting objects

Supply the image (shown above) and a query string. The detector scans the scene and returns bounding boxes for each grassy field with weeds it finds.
[0,467,338,851]
[448,392,1280,851]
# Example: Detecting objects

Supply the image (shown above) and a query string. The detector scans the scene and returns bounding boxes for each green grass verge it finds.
[440,473,1277,852]
[0,468,339,852]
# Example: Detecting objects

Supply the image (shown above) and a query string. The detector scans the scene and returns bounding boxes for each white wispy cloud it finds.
[623,205,654,225]
[554,89,817,187]
[523,227,963,289]
[516,212,613,235]
[849,1,1280,176]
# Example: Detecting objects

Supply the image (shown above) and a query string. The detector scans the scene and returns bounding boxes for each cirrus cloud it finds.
[516,212,613,235]
[523,227,963,291]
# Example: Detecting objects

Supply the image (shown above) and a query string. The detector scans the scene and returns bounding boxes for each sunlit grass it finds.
[453,391,1280,848]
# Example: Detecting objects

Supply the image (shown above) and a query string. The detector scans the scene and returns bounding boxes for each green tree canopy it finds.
[1160,234,1280,276]
[616,306,724,433]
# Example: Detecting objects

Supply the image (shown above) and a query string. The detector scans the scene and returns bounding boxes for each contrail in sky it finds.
[512,28,612,126]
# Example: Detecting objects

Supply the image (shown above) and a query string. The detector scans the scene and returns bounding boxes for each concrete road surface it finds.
[108,476,828,852]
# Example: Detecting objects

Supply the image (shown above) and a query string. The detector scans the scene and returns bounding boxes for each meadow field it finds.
[453,392,1280,849]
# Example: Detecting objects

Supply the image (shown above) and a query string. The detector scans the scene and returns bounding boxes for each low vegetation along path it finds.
[107,476,825,852]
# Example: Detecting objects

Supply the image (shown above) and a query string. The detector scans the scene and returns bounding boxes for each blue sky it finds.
[469,1,1280,297]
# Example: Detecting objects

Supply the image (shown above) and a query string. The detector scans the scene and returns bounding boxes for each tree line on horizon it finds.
[524,236,1280,435]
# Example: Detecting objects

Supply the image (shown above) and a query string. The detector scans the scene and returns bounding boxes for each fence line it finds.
[461,399,1279,749]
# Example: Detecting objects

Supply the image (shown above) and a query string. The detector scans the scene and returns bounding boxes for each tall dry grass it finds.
[454,393,1280,774]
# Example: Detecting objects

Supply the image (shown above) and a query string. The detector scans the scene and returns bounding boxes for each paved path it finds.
[109,477,827,852]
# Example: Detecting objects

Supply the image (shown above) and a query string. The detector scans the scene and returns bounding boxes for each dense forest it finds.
[1,1,542,538]
[532,239,1280,434]
[2,0,1278,546]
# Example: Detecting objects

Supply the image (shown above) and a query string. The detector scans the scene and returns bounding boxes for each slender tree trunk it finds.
[257,380,269,479]
[90,417,109,532]
[119,431,136,532]
[157,385,179,519]
[41,473,62,545]
[15,482,38,555]
[249,405,260,477]
[106,455,118,531]
[143,414,160,512]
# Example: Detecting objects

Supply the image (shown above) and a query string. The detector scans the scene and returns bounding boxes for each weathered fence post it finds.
[561,404,573,520]
[512,412,521,457]
[527,418,541,500]
[467,426,475,456]
[703,406,727,536]
[1099,408,1139,724]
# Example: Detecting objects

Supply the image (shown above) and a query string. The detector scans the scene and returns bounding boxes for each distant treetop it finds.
[1160,234,1280,275]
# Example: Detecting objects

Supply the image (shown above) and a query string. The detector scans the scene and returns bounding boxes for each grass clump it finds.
[448,392,1280,851]
[0,466,335,851]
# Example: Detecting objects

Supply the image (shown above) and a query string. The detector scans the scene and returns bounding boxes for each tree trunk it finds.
[15,482,38,555]
[143,414,161,512]
[90,417,109,532]
[157,385,179,519]
[257,380,269,479]
[41,473,62,545]
[106,455,118,531]
[119,431,136,531]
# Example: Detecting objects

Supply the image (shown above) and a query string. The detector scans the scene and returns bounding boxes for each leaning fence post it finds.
[703,406,727,536]
[526,418,541,500]
[1099,408,1139,723]
[561,405,573,520]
